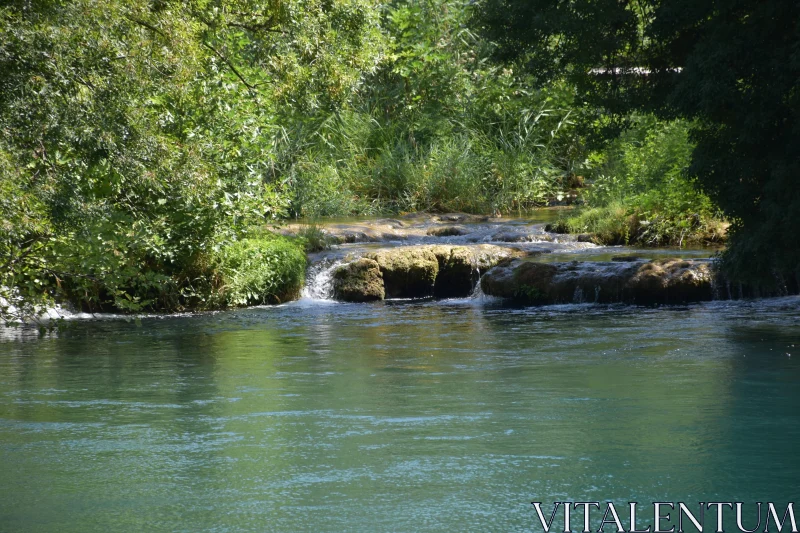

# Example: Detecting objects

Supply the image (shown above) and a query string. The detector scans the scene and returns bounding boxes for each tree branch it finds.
[227,21,284,34]
[125,15,167,38]
[200,40,258,93]
[126,13,259,94]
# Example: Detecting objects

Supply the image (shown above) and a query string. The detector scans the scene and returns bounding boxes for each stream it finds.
[1,214,799,532]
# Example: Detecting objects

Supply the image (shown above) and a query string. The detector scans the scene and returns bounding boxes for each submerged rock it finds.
[427,225,468,237]
[433,213,489,224]
[332,258,385,302]
[481,258,714,305]
[491,231,530,243]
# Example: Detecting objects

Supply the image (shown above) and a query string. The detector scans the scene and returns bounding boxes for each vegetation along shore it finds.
[2,0,798,322]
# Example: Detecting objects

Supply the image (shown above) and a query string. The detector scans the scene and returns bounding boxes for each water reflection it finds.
[1,297,799,531]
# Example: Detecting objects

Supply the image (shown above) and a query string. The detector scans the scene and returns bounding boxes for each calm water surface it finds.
[1,297,799,532]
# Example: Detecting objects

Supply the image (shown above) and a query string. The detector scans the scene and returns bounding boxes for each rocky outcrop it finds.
[365,248,440,298]
[427,245,478,297]
[625,259,713,303]
[480,261,558,303]
[427,225,468,237]
[332,258,385,302]
[481,258,714,305]
[331,244,523,302]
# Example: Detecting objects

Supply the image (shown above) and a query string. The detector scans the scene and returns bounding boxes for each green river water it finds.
[1,296,799,532]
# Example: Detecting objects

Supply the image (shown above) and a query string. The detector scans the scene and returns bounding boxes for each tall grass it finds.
[277,105,578,217]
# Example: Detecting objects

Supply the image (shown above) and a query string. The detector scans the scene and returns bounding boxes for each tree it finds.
[476,0,800,287]
[0,0,385,319]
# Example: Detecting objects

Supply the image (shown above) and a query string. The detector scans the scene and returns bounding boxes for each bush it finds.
[213,235,306,307]
[284,104,579,217]
[555,201,727,246]
[556,116,727,247]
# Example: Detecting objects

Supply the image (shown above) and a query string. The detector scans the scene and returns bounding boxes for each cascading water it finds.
[572,286,585,303]
[288,215,748,306]
[301,260,345,300]
[469,267,485,299]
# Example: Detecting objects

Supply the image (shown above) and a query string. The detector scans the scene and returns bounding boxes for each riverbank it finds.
[0,232,308,325]
[4,210,795,326]
[545,204,728,247]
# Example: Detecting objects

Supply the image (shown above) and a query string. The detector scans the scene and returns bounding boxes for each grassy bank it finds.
[212,233,307,308]
[549,202,728,247]
[548,117,728,247]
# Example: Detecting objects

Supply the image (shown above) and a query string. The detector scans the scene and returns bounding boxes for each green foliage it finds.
[283,0,586,217]
[476,0,800,284]
[296,224,336,253]
[513,284,546,304]
[555,117,726,247]
[0,0,383,321]
[213,234,306,307]
[0,149,55,321]
[10,0,781,319]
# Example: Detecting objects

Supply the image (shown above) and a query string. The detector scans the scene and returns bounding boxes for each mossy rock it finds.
[514,284,548,303]
[512,262,558,303]
[471,244,528,270]
[480,259,522,299]
[428,245,477,297]
[491,231,529,243]
[332,258,385,302]
[626,259,713,303]
[358,244,520,299]
[481,257,713,305]
[366,248,439,298]
[427,225,468,237]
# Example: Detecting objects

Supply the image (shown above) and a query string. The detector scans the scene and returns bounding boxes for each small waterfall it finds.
[710,275,720,300]
[470,267,484,298]
[572,286,585,303]
[470,267,499,303]
[301,260,345,300]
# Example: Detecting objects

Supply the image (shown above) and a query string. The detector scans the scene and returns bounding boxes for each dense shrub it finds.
[554,117,727,246]
[213,235,306,307]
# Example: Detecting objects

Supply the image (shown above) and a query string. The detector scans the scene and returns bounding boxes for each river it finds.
[1,216,799,532]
